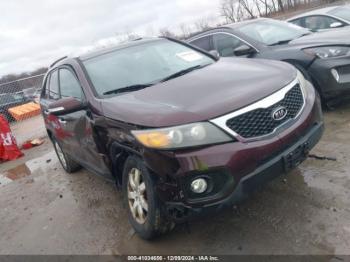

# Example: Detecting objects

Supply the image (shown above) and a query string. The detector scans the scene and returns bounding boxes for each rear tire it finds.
[122,156,174,240]
[52,138,81,173]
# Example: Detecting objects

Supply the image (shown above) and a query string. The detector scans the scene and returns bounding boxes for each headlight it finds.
[304,46,350,59]
[132,122,233,149]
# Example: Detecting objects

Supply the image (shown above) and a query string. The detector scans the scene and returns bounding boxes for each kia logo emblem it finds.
[272,106,288,121]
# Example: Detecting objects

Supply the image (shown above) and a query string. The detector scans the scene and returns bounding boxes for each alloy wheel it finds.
[127,167,148,224]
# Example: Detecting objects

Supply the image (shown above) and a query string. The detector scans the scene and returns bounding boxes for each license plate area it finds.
[283,142,310,172]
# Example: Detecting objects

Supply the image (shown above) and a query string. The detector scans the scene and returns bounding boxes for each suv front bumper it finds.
[308,57,350,101]
[142,86,323,222]
[163,121,323,222]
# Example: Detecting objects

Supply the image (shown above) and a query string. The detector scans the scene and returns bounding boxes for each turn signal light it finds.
[134,132,170,148]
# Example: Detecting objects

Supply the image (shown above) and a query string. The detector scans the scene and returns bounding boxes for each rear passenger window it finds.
[49,70,60,100]
[59,69,84,100]
[290,18,304,27]
[190,36,211,51]
[213,33,246,57]
[304,15,344,31]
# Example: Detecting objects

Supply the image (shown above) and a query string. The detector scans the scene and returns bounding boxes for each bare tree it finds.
[253,0,263,17]
[179,23,192,39]
[277,0,285,12]
[220,0,239,22]
[194,17,212,31]
[159,27,177,38]
[239,0,256,18]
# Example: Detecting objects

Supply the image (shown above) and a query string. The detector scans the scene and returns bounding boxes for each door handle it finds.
[44,107,64,115]
[58,118,67,124]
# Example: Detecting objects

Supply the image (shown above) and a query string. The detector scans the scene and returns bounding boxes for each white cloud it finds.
[0,0,222,77]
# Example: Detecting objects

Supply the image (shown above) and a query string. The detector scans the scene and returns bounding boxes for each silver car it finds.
[287,5,350,32]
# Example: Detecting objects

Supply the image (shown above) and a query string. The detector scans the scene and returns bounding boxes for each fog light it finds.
[190,178,207,193]
[331,69,340,82]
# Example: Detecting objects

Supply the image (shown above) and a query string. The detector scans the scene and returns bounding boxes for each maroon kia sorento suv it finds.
[40,37,324,239]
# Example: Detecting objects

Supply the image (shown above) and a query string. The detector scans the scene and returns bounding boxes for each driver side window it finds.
[59,68,84,101]
[212,33,246,57]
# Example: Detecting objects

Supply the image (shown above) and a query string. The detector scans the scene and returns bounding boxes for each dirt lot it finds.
[0,103,349,256]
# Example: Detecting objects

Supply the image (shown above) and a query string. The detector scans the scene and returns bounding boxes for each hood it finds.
[290,27,350,46]
[102,58,296,127]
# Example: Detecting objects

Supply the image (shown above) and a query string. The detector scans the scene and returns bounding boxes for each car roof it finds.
[188,18,270,40]
[50,37,162,69]
[78,37,160,61]
[287,6,341,20]
[223,18,271,29]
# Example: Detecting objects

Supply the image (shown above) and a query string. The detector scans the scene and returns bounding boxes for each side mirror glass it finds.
[47,97,86,116]
[330,22,343,28]
[209,50,220,60]
[234,45,256,56]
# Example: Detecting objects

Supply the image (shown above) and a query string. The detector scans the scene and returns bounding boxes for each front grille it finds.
[226,84,304,139]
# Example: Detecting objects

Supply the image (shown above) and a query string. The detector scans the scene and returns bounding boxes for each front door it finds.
[57,67,112,177]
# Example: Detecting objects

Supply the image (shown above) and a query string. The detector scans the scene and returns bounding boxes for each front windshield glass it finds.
[329,6,350,21]
[83,39,214,96]
[237,19,310,45]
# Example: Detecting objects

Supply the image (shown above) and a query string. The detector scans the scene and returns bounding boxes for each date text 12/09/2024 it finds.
[127,255,220,261]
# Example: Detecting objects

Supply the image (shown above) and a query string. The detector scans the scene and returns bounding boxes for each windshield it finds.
[237,19,310,45]
[329,6,350,21]
[83,39,215,96]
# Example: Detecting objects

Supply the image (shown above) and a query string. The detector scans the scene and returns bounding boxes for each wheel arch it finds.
[109,142,142,188]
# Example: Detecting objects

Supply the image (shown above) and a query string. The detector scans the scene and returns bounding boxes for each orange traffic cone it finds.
[0,114,23,161]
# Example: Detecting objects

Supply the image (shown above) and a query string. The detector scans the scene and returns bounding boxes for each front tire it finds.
[122,156,173,239]
[52,138,81,173]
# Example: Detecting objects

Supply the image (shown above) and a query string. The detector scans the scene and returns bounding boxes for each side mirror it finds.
[209,50,220,60]
[330,22,343,28]
[234,45,256,56]
[47,97,86,116]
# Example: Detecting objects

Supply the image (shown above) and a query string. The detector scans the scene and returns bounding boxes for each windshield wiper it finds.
[103,83,153,95]
[159,65,203,83]
[102,65,206,95]
[268,39,294,46]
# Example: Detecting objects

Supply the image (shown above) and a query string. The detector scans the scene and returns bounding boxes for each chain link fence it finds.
[0,74,47,145]
[0,74,44,122]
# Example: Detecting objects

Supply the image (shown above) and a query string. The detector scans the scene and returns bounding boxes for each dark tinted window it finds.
[213,33,246,57]
[49,70,59,100]
[304,15,344,30]
[59,69,83,100]
[290,18,304,27]
[190,36,211,51]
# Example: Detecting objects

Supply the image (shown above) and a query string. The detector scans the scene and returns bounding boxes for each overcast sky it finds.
[0,0,222,77]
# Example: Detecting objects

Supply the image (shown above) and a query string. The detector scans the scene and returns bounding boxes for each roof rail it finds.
[49,56,68,68]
